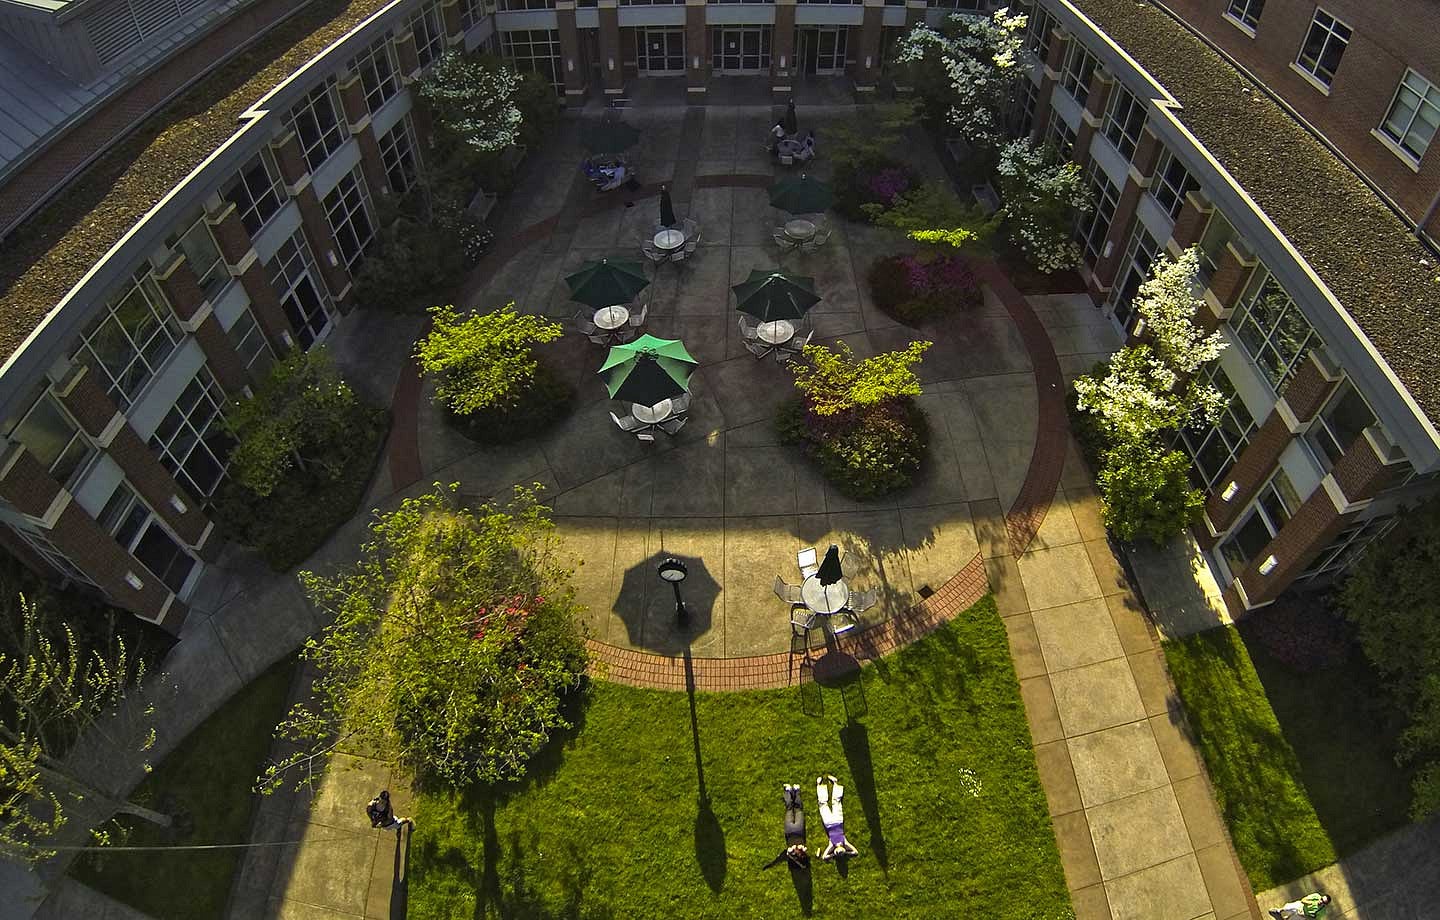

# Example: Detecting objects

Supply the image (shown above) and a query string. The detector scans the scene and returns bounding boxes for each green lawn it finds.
[409,596,1072,919]
[71,655,298,919]
[1164,628,1337,890]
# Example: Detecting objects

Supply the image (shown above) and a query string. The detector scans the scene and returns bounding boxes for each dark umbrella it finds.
[732,270,821,323]
[564,258,651,309]
[783,99,798,136]
[582,120,641,154]
[660,185,678,229]
[599,334,698,405]
[768,174,834,214]
[818,545,843,584]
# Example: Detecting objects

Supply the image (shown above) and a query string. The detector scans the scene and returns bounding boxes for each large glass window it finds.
[500,29,563,91]
[226,308,275,376]
[269,233,335,350]
[1177,365,1256,489]
[7,391,95,487]
[1380,70,1440,161]
[288,78,346,172]
[75,273,183,410]
[99,483,196,595]
[1022,3,1056,63]
[500,0,554,8]
[409,3,446,69]
[1225,0,1266,30]
[323,168,376,272]
[1229,270,1323,393]
[460,0,485,30]
[1304,379,1377,470]
[1220,470,1299,577]
[378,116,422,196]
[1048,109,1076,160]
[7,524,96,587]
[351,36,400,114]
[1297,516,1396,585]
[222,150,284,236]
[1150,148,1199,220]
[1102,85,1145,161]
[1075,169,1120,268]
[1196,210,1234,279]
[1109,222,1159,330]
[1060,43,1097,108]
[1296,9,1351,87]
[148,367,232,501]
[168,216,227,302]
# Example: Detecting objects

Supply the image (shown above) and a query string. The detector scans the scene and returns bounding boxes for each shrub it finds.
[1244,597,1354,672]
[833,157,921,222]
[866,253,981,325]
[1096,441,1203,544]
[779,398,930,501]
[445,361,574,445]
[353,212,493,314]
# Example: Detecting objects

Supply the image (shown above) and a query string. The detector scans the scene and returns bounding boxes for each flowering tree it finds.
[418,51,524,153]
[995,138,1090,273]
[1134,247,1227,375]
[260,484,587,790]
[894,8,1028,150]
[416,303,564,417]
[792,340,933,416]
[1097,442,1206,544]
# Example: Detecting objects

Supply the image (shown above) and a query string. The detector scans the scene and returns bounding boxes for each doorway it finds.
[710,26,771,74]
[797,27,847,76]
[637,28,685,74]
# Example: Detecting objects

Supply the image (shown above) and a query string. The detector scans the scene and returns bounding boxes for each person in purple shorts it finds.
[815,774,859,860]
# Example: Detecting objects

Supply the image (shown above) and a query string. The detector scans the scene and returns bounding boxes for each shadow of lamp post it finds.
[658,557,689,625]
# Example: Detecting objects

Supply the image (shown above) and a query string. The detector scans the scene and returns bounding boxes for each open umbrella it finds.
[565,258,651,309]
[599,334,698,405]
[783,99,798,136]
[732,269,821,323]
[582,120,642,154]
[659,185,678,229]
[768,174,833,214]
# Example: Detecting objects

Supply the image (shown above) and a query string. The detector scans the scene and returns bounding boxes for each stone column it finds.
[557,2,589,106]
[598,0,624,95]
[207,201,300,356]
[1091,127,1162,291]
[1029,28,1068,146]
[151,253,250,396]
[855,0,884,92]
[269,130,354,310]
[1167,188,1212,254]
[338,71,392,198]
[686,0,709,103]
[1072,67,1112,172]
[772,0,797,103]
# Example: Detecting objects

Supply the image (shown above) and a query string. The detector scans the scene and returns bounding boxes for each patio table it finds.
[784,219,817,241]
[654,229,686,251]
[756,319,796,346]
[801,575,849,615]
[594,305,631,330]
[631,398,674,424]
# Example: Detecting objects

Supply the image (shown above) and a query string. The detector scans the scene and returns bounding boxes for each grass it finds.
[1164,627,1337,890]
[70,655,298,919]
[408,596,1073,919]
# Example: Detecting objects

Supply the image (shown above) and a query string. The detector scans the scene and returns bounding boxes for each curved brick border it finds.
[385,176,1070,691]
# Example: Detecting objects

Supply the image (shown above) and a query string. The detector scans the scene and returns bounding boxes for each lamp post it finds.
[657,557,689,624]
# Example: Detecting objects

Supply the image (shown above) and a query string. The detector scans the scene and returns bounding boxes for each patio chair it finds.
[847,588,878,615]
[658,415,687,435]
[636,432,656,443]
[588,332,613,345]
[670,393,691,414]
[573,309,597,336]
[642,242,667,263]
[777,329,814,362]
[627,303,649,327]
[683,237,699,255]
[773,231,798,254]
[744,339,772,359]
[830,612,859,637]
[738,316,759,340]
[790,606,817,639]
[671,249,688,264]
[797,547,819,579]
[609,411,644,433]
[682,218,698,239]
[800,227,833,254]
[774,575,803,605]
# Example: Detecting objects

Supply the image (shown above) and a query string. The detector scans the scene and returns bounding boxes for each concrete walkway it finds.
[1258,818,1440,919]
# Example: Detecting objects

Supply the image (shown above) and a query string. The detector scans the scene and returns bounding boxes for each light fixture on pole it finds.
[657,557,689,624]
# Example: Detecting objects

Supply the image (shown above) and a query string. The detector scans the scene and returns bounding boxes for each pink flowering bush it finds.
[867,253,981,325]
[833,157,920,221]
[868,168,913,206]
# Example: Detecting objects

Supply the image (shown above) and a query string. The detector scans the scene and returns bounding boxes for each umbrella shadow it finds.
[612,551,720,653]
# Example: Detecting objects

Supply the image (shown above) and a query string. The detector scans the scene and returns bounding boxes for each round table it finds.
[594,305,630,330]
[631,399,674,424]
[784,219,817,241]
[654,229,686,251]
[801,575,849,615]
[756,319,796,345]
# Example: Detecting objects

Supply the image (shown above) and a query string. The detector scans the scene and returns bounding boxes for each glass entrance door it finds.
[710,26,771,74]
[637,28,684,74]
[798,27,847,75]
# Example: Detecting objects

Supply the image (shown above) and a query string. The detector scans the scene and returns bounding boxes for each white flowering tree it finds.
[894,9,1028,150]
[1134,247,1227,374]
[417,51,523,153]
[995,138,1090,273]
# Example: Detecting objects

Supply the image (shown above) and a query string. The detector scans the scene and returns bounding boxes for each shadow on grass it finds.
[392,826,410,920]
[787,858,814,916]
[686,647,728,893]
[840,717,888,873]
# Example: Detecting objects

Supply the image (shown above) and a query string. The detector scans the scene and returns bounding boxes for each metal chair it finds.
[658,415,687,435]
[627,303,648,327]
[830,612,858,636]
[744,339,772,359]
[797,547,819,579]
[573,309,598,336]
[790,605,817,639]
[609,411,644,433]
[636,432,656,442]
[800,227,832,253]
[642,243,667,263]
[670,393,691,414]
[682,218,698,239]
[778,329,813,362]
[847,588,877,615]
[738,316,759,340]
[773,575,803,605]
[773,231,799,254]
[670,249,688,264]
[587,333,612,345]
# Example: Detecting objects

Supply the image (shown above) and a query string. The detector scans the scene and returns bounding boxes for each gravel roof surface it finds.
[1070,0,1440,425]
[0,0,393,366]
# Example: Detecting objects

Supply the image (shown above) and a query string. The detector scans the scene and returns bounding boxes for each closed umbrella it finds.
[582,120,642,154]
[783,99,798,136]
[732,269,821,323]
[768,174,833,214]
[817,545,843,584]
[599,334,698,405]
[565,259,651,309]
[659,185,678,229]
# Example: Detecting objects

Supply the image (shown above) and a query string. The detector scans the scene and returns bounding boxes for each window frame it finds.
[322,168,376,272]
[409,2,446,69]
[351,36,400,115]
[147,367,232,501]
[1228,268,1323,395]
[1060,43,1097,108]
[378,115,423,196]
[269,232,336,350]
[74,272,184,411]
[168,214,228,302]
[1296,515,1396,584]
[1224,0,1266,32]
[221,150,285,237]
[7,391,96,489]
[1150,148,1199,220]
[98,482,197,595]
[1220,469,1299,577]
[225,307,275,375]
[500,29,564,91]
[1101,84,1145,161]
[1176,364,1257,490]
[1295,8,1352,88]
[288,77,346,173]
[1303,378,1378,471]
[1048,109,1077,161]
[1074,167,1120,268]
[1379,69,1440,162]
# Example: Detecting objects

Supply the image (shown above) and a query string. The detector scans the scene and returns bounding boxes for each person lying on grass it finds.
[816,774,859,861]
[762,783,809,870]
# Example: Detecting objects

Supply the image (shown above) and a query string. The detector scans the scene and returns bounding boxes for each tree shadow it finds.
[391,825,411,920]
[466,800,616,920]
[685,648,727,893]
[839,719,888,873]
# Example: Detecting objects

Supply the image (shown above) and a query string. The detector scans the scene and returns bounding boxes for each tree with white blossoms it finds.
[417,51,523,153]
[894,8,1029,151]
[995,138,1090,274]
[1133,246,1227,375]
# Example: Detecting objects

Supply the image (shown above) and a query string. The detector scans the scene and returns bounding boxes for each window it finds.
[222,151,284,236]
[1075,170,1120,268]
[149,367,233,501]
[98,483,196,595]
[409,3,445,69]
[1297,516,1396,584]
[1177,365,1256,489]
[7,391,95,487]
[1304,379,1376,469]
[7,524,96,587]
[288,78,346,172]
[323,168,375,272]
[1220,470,1299,577]
[1296,9,1351,87]
[460,0,485,29]
[74,273,183,410]
[1109,223,1160,329]
[1150,149,1199,220]
[1022,3,1056,63]
[351,36,399,114]
[1380,70,1440,161]
[168,216,227,302]
[1102,85,1145,161]
[1229,270,1323,393]
[270,232,335,350]
[1048,109,1076,160]
[1225,0,1265,31]
[1196,210,1234,279]
[226,308,275,375]
[710,26,772,71]
[378,116,422,196]
[1060,43,1097,108]
[500,0,553,8]
[924,0,982,7]
[1016,78,1040,138]
[500,30,562,91]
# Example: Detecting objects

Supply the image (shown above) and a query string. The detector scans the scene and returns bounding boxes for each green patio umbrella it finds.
[732,269,821,323]
[582,120,642,154]
[768,174,833,214]
[599,334,698,405]
[564,258,651,309]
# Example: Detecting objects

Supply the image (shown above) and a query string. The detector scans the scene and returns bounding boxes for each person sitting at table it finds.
[762,783,809,871]
[816,774,860,861]
[769,120,787,154]
[794,131,817,163]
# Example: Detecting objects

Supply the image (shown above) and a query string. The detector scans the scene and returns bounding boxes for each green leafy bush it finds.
[353,211,492,314]
[866,253,981,325]
[1096,441,1203,544]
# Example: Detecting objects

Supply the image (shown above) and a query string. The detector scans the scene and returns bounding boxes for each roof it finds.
[0,0,395,366]
[1068,0,1440,428]
[0,31,96,175]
